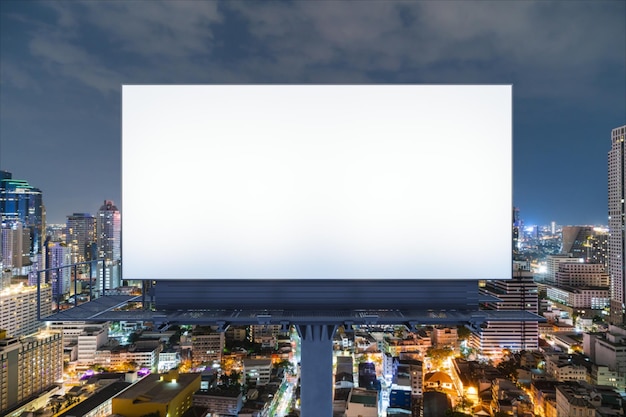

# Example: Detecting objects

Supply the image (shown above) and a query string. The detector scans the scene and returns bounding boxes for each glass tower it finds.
[0,170,44,257]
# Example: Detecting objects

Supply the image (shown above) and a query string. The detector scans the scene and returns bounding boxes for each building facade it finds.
[0,171,44,258]
[0,330,63,413]
[65,213,96,265]
[190,326,224,366]
[609,125,626,324]
[44,238,72,303]
[471,269,539,360]
[555,262,609,287]
[561,226,608,268]
[96,200,121,290]
[0,283,52,337]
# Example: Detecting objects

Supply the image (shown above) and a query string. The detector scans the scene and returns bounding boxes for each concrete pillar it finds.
[296,324,337,417]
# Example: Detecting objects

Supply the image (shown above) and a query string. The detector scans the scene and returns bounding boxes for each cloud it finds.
[4,1,625,99]
[29,34,122,94]
[225,1,625,98]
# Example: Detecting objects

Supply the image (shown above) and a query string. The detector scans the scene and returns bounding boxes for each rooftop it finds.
[114,372,201,404]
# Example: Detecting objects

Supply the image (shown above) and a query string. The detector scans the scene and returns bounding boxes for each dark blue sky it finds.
[1,1,624,225]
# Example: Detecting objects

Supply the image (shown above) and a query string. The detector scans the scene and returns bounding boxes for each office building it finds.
[471,268,539,361]
[96,200,121,290]
[77,326,109,365]
[190,326,224,366]
[546,254,582,285]
[561,225,608,268]
[0,329,63,413]
[0,221,30,273]
[48,321,108,345]
[44,238,72,303]
[65,213,96,265]
[111,370,200,417]
[609,125,626,324]
[0,171,44,258]
[554,262,609,287]
[0,283,52,337]
[243,358,272,387]
[193,387,244,416]
[546,286,610,311]
[583,325,626,390]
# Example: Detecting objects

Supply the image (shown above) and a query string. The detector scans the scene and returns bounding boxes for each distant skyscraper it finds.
[609,125,626,324]
[65,213,96,264]
[513,207,520,257]
[97,200,121,290]
[97,201,121,262]
[0,222,31,275]
[44,238,72,303]
[561,226,608,268]
[0,171,44,257]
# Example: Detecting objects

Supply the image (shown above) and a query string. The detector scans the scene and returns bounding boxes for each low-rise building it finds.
[244,358,272,387]
[431,327,458,349]
[556,382,602,417]
[111,370,200,417]
[395,358,423,398]
[345,388,378,417]
[190,326,224,366]
[193,387,243,416]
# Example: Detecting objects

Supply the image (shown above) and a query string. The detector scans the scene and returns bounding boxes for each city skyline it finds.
[1,1,625,225]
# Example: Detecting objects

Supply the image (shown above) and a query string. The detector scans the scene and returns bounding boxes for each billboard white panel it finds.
[122,85,511,280]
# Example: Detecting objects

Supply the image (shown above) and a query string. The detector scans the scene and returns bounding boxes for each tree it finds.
[497,356,519,381]
[427,347,454,370]
[127,332,141,344]
[457,325,471,341]
[275,359,294,374]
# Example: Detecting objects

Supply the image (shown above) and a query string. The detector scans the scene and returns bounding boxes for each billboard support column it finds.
[296,324,337,417]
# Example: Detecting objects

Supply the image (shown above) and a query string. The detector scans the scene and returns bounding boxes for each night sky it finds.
[1,1,624,226]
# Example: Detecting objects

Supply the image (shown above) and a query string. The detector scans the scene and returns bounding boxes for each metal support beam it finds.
[296,324,337,417]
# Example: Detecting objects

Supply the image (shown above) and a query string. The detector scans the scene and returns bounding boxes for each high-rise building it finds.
[513,207,521,257]
[608,125,626,324]
[0,283,52,337]
[0,222,30,274]
[545,254,582,285]
[44,238,72,303]
[562,225,608,268]
[470,266,539,361]
[97,200,121,290]
[0,329,63,413]
[0,171,44,258]
[65,213,96,265]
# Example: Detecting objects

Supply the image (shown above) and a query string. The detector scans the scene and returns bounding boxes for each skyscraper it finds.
[97,200,121,290]
[65,212,96,264]
[609,125,626,324]
[562,225,608,268]
[44,238,72,304]
[0,171,44,258]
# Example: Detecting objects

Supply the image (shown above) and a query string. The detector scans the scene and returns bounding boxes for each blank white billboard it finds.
[122,85,511,280]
